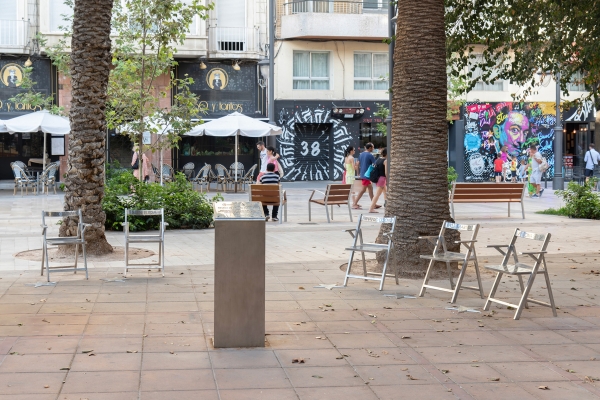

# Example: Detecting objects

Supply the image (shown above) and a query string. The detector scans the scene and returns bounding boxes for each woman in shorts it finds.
[369,148,387,213]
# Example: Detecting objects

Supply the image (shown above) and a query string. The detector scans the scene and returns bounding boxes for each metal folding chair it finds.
[343,215,398,291]
[418,221,483,303]
[484,229,557,320]
[41,210,90,281]
[123,208,167,276]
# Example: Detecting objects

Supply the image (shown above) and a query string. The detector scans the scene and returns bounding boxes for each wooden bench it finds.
[450,182,527,219]
[308,184,352,223]
[249,184,287,224]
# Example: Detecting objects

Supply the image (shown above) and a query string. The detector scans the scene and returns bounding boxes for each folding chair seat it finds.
[123,208,167,276]
[418,221,483,303]
[343,215,398,291]
[41,210,90,281]
[484,229,557,320]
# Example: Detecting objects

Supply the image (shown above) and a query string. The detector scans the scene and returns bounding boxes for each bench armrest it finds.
[519,251,547,255]
[344,228,356,238]
[418,236,438,240]
[308,189,325,200]
[455,240,477,244]
[487,244,509,248]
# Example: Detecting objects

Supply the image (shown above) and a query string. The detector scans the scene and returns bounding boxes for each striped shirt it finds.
[260,172,280,184]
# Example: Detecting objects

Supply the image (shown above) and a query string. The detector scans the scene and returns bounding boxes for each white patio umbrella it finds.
[185,112,282,191]
[0,110,70,172]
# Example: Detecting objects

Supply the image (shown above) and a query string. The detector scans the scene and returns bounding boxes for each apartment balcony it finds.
[208,27,263,60]
[280,0,387,40]
[0,19,30,52]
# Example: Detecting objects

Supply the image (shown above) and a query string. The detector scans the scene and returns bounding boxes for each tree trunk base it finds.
[56,241,114,257]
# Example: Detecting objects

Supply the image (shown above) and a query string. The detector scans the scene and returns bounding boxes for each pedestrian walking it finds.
[131,145,150,182]
[584,143,599,183]
[509,157,518,182]
[342,146,356,185]
[494,153,504,183]
[529,144,544,197]
[369,148,387,213]
[259,163,281,222]
[257,141,269,173]
[352,143,378,209]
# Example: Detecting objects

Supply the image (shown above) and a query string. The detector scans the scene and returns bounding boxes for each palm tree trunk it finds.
[60,0,114,255]
[385,0,458,277]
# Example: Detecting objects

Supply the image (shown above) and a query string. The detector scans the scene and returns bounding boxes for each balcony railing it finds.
[0,19,29,48]
[283,0,386,15]
[208,27,259,54]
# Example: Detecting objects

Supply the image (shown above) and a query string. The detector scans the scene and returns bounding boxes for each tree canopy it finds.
[446,0,600,105]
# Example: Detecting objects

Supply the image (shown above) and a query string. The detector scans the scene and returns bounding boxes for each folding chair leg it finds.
[361,251,367,278]
[543,265,557,317]
[419,259,436,297]
[124,241,129,274]
[41,242,46,276]
[160,241,165,277]
[379,250,391,291]
[484,272,504,311]
[472,256,484,299]
[45,244,51,282]
[82,242,88,280]
[450,201,455,219]
[343,250,356,287]
[514,272,538,320]
[450,259,469,304]
[517,275,529,309]
[74,243,79,274]
[446,261,455,290]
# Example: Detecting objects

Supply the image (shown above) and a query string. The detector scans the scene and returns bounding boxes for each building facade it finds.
[273,0,391,181]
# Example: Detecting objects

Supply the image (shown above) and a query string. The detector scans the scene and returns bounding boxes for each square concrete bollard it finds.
[213,202,265,348]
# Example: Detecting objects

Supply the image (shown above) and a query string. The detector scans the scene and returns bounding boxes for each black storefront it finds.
[173,61,266,175]
[274,100,387,181]
[0,57,58,180]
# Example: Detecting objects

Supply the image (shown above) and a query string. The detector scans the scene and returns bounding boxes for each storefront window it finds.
[21,132,44,158]
[359,122,385,151]
[0,133,18,157]
[180,136,255,157]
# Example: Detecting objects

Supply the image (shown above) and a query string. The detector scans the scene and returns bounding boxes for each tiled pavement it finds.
[0,184,599,399]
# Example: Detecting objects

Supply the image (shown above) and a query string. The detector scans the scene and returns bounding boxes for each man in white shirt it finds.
[584,143,600,183]
[529,144,544,198]
[257,141,269,173]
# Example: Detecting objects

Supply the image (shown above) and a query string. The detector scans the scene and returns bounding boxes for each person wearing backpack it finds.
[584,143,600,183]
[369,148,387,213]
[529,144,544,198]
[352,143,377,210]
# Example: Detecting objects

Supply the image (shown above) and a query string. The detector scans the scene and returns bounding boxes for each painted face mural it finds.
[463,102,556,182]
[501,111,529,155]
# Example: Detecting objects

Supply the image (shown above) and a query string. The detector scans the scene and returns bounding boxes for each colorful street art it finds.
[463,102,558,182]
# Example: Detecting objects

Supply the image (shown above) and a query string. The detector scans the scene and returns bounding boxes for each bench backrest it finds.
[452,182,525,202]
[325,184,352,204]
[249,184,284,206]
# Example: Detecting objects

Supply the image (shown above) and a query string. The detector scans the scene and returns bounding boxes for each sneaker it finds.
[539,188,544,197]
[272,217,279,222]
[532,194,539,198]
[265,216,270,221]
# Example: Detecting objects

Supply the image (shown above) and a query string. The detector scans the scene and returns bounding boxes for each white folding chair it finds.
[123,208,167,276]
[343,215,398,291]
[484,229,557,320]
[418,221,483,303]
[41,210,90,281]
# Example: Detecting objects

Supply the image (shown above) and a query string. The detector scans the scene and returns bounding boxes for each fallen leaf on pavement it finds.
[406,374,418,380]
[489,377,500,381]
[538,386,549,390]
[81,350,94,354]
[292,358,305,364]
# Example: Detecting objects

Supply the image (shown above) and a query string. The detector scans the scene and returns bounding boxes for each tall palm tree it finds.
[60,0,114,255]
[386,0,458,277]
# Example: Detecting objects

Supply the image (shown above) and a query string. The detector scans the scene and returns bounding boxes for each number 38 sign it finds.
[279,123,331,181]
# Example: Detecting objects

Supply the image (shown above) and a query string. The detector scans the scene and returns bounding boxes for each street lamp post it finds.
[385,2,395,180]
[553,73,564,190]
[268,0,276,127]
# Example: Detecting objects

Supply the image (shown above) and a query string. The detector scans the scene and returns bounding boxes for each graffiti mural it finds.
[463,102,558,182]
[276,103,358,181]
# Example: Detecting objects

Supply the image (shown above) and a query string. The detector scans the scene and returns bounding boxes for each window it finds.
[363,0,381,9]
[471,55,504,91]
[49,0,73,32]
[354,53,388,90]
[292,1,331,13]
[293,51,330,90]
[567,71,586,92]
